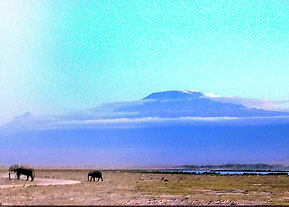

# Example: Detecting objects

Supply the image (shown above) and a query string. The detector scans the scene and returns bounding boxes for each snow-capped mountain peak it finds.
[143,90,204,100]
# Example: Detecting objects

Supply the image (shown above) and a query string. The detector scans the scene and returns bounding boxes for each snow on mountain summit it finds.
[143,90,204,100]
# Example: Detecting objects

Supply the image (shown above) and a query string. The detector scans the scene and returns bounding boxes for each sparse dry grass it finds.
[0,169,288,205]
[136,173,289,205]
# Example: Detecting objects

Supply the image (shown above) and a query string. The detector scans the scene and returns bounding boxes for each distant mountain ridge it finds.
[0,90,289,165]
[1,90,289,130]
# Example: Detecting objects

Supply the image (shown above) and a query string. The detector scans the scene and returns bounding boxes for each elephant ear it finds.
[20,164,33,170]
[9,164,21,171]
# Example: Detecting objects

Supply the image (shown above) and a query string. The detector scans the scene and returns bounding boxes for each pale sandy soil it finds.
[0,169,288,205]
[0,173,80,189]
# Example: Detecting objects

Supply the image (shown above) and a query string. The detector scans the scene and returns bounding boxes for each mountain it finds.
[2,90,289,129]
[117,90,288,118]
[0,90,289,166]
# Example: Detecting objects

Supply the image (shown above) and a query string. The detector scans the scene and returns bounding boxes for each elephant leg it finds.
[90,177,92,182]
[93,177,95,181]
[101,177,103,182]
[17,172,20,179]
[26,175,29,181]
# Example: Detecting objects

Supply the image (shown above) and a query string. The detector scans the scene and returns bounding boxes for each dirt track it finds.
[0,173,81,189]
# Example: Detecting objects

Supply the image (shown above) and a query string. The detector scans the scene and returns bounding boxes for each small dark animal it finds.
[8,164,35,181]
[88,171,103,182]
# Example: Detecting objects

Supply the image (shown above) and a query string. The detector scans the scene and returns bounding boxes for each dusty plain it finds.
[0,169,289,205]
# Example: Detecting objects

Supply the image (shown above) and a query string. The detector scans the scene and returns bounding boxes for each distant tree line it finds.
[179,163,289,171]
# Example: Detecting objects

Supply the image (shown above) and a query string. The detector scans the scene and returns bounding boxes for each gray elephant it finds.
[88,171,103,182]
[8,164,35,181]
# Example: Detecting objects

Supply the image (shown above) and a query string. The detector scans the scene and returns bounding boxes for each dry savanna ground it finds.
[0,169,289,205]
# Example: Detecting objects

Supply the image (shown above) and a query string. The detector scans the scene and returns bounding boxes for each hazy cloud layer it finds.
[27,116,289,130]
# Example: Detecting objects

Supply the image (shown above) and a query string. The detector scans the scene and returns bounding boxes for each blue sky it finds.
[1,0,289,124]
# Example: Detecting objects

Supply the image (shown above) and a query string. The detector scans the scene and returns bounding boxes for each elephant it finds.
[8,164,35,181]
[88,171,103,182]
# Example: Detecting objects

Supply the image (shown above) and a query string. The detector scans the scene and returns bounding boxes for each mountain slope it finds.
[118,90,288,118]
